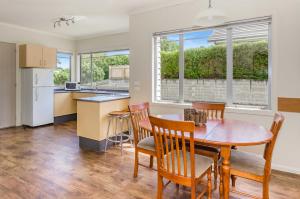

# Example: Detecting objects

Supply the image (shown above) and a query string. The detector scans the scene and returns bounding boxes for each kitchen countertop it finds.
[54,89,129,95]
[76,95,130,103]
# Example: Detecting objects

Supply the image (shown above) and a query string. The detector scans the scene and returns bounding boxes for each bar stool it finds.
[104,110,132,155]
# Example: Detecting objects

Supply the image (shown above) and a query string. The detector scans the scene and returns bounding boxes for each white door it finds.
[33,69,54,87]
[32,86,54,126]
[0,42,16,128]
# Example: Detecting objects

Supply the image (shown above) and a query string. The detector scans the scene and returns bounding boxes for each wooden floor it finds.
[0,122,299,199]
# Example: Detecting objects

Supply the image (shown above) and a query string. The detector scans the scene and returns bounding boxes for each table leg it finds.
[220,146,231,199]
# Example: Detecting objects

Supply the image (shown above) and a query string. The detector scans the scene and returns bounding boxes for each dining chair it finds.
[128,102,156,178]
[149,116,213,199]
[192,101,225,189]
[219,112,285,199]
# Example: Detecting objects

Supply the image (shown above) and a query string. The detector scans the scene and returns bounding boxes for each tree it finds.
[160,38,179,51]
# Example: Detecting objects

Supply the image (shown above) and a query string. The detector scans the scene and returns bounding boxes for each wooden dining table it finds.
[139,114,273,199]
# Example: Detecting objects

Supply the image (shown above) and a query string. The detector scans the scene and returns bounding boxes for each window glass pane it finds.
[232,22,269,108]
[80,54,92,85]
[54,52,71,86]
[183,29,227,102]
[80,50,130,90]
[92,50,130,90]
[158,34,180,102]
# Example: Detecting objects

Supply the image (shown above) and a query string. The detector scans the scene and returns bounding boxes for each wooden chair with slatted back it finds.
[192,101,225,189]
[128,102,156,178]
[149,116,213,199]
[220,112,285,199]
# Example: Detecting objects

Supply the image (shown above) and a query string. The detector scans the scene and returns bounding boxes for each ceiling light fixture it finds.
[194,0,226,27]
[54,17,75,28]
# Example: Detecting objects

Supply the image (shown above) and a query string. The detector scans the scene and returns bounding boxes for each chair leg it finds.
[157,174,164,199]
[219,166,224,199]
[213,155,218,189]
[207,167,212,199]
[133,150,139,178]
[104,117,112,152]
[231,175,237,187]
[263,178,270,199]
[150,155,154,168]
[120,118,124,155]
[191,184,196,199]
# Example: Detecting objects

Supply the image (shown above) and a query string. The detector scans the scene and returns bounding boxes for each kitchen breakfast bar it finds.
[76,94,130,152]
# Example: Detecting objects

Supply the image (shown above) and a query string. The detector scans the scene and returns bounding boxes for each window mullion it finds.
[226,27,233,106]
[179,33,184,103]
[267,22,272,110]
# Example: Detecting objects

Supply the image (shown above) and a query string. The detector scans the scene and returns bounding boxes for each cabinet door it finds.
[20,44,43,67]
[43,47,57,68]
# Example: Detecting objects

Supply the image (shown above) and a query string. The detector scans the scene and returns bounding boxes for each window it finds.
[54,52,72,86]
[80,50,130,90]
[154,17,271,109]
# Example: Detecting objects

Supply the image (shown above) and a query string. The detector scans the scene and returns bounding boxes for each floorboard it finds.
[0,122,299,199]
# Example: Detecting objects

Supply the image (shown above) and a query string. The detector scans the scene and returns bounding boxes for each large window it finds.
[154,17,271,109]
[54,52,72,86]
[80,50,129,90]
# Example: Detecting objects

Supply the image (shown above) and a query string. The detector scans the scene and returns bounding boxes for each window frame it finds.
[79,49,130,87]
[153,16,272,110]
[55,52,72,86]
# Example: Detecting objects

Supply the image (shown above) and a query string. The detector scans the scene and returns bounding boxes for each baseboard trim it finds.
[272,163,300,175]
[54,114,77,124]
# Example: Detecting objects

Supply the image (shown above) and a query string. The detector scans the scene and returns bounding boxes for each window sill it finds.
[151,101,274,117]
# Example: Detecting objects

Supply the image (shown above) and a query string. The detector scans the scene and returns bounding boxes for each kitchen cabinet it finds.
[54,92,97,117]
[54,93,77,117]
[19,44,57,68]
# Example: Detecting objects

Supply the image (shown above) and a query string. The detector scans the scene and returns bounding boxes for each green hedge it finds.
[161,41,268,80]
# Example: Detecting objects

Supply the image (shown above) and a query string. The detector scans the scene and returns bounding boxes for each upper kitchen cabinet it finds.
[19,44,57,68]
[42,47,57,68]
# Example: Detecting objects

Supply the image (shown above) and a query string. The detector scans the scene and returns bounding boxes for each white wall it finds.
[76,32,130,53]
[0,23,76,126]
[129,0,300,174]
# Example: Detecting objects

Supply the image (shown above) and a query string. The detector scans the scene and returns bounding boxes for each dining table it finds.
[139,114,273,199]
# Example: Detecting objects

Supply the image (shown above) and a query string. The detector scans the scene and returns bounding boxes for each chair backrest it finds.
[263,112,285,170]
[128,102,151,146]
[149,116,196,183]
[192,102,225,120]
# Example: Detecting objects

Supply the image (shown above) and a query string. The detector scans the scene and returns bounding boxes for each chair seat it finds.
[137,136,155,151]
[109,111,130,117]
[164,151,213,177]
[195,144,220,153]
[231,150,265,176]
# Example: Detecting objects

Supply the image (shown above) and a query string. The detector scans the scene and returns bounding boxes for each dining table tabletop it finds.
[139,114,273,199]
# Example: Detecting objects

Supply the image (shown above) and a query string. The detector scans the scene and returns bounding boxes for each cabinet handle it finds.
[44,60,46,66]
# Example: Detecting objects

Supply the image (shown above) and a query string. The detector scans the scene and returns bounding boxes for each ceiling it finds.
[0,0,192,40]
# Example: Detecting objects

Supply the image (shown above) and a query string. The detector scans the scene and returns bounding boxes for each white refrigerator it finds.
[21,68,54,127]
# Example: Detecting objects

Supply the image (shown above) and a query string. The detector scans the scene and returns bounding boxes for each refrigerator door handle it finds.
[35,88,38,101]
[35,73,39,85]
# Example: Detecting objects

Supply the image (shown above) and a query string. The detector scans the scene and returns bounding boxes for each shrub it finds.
[160,41,268,80]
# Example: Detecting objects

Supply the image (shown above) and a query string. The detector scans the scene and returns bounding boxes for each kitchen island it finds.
[76,94,130,152]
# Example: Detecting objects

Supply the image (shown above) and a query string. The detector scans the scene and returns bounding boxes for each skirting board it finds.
[54,114,77,124]
[272,163,300,175]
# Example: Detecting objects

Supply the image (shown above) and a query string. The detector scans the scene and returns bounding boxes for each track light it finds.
[53,17,75,28]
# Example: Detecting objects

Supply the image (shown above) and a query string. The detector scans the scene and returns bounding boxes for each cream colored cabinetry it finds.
[77,99,129,141]
[54,92,98,117]
[54,93,77,117]
[19,44,57,68]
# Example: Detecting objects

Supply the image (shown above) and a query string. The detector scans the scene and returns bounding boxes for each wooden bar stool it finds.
[104,110,132,155]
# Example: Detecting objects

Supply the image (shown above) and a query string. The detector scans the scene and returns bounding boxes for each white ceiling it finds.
[0,0,192,40]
